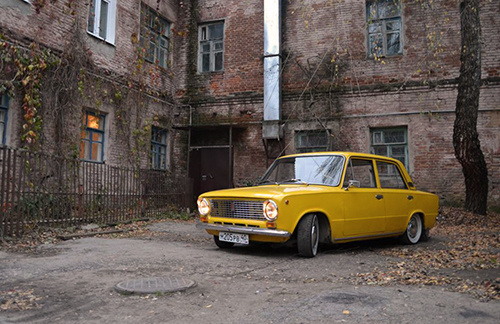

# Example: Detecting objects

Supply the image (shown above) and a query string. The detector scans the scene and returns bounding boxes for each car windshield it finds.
[260,155,345,186]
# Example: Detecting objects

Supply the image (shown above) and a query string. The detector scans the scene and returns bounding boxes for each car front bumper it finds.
[196,222,292,238]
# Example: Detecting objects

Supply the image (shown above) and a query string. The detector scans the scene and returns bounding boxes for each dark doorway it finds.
[189,147,232,200]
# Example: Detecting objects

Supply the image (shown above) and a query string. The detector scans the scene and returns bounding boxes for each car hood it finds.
[200,184,338,200]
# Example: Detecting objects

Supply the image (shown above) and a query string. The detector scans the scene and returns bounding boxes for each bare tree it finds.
[453,0,488,215]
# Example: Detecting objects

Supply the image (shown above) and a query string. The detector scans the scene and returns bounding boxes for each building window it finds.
[0,94,8,145]
[296,131,329,153]
[140,3,171,69]
[151,127,167,170]
[366,0,402,57]
[87,0,117,44]
[198,21,224,72]
[80,111,106,162]
[371,127,408,169]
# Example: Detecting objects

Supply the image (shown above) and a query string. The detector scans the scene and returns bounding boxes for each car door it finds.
[342,158,386,237]
[375,160,411,233]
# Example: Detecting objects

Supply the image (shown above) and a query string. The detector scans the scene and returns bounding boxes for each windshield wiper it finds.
[279,178,308,185]
[257,179,278,185]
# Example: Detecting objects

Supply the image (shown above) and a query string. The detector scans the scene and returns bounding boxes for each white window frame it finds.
[87,0,117,45]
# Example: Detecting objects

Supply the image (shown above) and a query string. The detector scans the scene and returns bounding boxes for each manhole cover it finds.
[115,277,196,295]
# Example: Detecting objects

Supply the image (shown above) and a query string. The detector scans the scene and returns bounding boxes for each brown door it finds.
[189,147,232,199]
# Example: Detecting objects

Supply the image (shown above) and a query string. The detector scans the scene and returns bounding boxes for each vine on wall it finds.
[0,0,178,167]
[0,36,59,147]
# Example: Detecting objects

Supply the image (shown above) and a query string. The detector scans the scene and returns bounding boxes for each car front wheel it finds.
[297,214,319,257]
[401,214,422,244]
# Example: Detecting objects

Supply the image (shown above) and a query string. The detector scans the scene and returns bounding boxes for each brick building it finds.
[0,0,499,209]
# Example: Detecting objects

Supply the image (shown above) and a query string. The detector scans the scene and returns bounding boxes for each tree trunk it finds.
[453,0,488,215]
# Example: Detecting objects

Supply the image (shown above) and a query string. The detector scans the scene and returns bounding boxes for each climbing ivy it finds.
[0,36,59,147]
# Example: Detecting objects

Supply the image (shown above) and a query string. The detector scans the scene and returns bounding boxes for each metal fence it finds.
[0,146,189,238]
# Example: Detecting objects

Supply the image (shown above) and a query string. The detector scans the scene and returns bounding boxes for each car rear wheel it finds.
[401,214,422,244]
[297,214,319,257]
[214,235,235,249]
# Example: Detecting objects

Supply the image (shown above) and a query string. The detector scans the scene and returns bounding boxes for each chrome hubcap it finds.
[408,218,417,238]
[311,216,319,254]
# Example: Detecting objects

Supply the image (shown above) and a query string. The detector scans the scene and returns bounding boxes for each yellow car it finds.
[196,152,439,257]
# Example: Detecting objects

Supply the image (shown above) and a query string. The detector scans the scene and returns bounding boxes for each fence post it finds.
[78,184,83,220]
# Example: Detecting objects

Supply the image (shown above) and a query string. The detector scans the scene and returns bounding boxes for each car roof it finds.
[278,151,402,164]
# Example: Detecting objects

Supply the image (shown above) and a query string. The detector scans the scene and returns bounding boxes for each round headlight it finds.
[263,200,279,221]
[197,198,211,216]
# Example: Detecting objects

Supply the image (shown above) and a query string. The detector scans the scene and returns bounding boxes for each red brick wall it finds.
[1,0,498,207]
[183,0,500,207]
[0,0,187,174]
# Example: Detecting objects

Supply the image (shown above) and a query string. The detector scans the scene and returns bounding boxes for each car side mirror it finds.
[343,180,360,191]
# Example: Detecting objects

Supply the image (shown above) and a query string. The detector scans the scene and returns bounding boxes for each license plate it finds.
[219,232,249,245]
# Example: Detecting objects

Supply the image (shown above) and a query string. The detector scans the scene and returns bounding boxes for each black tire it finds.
[401,214,423,244]
[214,235,235,249]
[297,214,320,257]
[420,228,431,242]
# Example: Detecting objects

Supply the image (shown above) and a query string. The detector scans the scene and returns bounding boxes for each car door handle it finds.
[375,194,384,200]
[407,195,414,200]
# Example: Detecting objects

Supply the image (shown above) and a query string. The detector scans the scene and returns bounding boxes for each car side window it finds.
[377,161,407,189]
[343,159,376,188]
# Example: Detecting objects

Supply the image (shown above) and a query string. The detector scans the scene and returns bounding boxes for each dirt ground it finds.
[0,208,499,323]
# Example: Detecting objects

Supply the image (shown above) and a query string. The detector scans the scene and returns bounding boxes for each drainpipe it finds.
[263,0,282,140]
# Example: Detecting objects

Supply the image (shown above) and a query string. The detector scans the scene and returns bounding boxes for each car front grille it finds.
[210,199,266,221]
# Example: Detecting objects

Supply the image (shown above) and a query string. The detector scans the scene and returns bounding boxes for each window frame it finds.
[80,111,106,163]
[295,130,330,153]
[198,21,225,73]
[370,127,408,171]
[376,160,408,189]
[150,127,168,171]
[140,3,171,69]
[366,0,403,58]
[87,0,117,45]
[343,158,377,189]
[0,94,9,146]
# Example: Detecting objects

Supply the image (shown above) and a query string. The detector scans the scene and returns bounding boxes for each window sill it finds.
[81,159,105,164]
[367,53,403,60]
[143,58,170,71]
[87,31,115,46]
[197,70,225,75]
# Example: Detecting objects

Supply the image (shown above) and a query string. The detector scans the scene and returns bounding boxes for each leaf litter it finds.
[0,207,498,312]
[344,207,499,301]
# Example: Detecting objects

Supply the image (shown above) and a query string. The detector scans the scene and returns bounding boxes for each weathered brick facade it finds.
[1,0,499,208]
[177,0,499,208]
